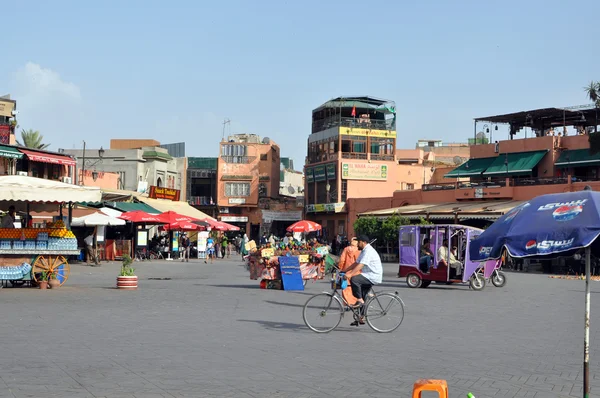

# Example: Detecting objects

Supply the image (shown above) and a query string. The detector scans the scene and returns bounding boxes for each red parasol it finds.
[201,218,227,231]
[156,211,198,225]
[286,220,322,233]
[216,220,240,231]
[118,210,164,224]
[163,220,206,231]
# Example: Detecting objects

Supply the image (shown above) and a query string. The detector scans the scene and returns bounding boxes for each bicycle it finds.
[302,267,405,333]
[149,249,164,260]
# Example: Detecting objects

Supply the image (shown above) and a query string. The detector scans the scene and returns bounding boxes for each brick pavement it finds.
[0,257,598,397]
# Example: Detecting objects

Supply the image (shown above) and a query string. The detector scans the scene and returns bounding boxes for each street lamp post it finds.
[81,141,105,185]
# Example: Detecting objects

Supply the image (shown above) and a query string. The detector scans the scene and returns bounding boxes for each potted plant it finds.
[117,255,137,290]
[48,271,60,289]
[38,271,49,290]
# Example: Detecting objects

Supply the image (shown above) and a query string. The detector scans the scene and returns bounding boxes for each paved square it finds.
[0,258,598,397]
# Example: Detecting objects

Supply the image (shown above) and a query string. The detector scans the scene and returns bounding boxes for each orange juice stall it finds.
[0,176,102,287]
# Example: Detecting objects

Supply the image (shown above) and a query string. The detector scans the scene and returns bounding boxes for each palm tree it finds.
[16,129,50,150]
[584,81,600,107]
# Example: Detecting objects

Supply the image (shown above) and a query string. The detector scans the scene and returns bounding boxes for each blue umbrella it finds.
[469,187,597,397]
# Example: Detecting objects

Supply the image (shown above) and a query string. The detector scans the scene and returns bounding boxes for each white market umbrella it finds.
[71,212,126,227]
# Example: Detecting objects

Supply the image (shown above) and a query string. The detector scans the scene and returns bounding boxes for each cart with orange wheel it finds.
[31,253,73,286]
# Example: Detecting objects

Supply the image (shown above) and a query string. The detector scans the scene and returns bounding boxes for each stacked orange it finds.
[0,227,74,240]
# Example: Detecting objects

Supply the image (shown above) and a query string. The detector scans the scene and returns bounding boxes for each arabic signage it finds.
[229,198,246,204]
[342,162,388,180]
[339,127,396,138]
[326,163,336,180]
[149,186,181,201]
[314,165,326,182]
[305,202,346,213]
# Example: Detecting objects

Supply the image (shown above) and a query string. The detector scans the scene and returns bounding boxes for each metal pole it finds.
[584,246,591,398]
[473,121,477,145]
[81,141,86,186]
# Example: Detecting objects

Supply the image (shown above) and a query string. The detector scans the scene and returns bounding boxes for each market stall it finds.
[0,175,102,287]
[247,242,330,289]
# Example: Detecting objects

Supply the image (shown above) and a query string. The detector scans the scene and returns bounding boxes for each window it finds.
[341,135,367,154]
[370,138,394,155]
[221,145,247,157]
[260,154,267,161]
[258,183,267,197]
[341,180,347,202]
[225,182,250,197]
[406,183,415,190]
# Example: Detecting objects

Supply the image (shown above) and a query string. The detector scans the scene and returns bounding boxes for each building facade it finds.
[187,157,218,218]
[361,105,600,226]
[63,139,185,196]
[217,134,302,239]
[304,96,439,241]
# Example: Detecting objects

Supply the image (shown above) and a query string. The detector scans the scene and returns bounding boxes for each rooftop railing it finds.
[312,116,396,134]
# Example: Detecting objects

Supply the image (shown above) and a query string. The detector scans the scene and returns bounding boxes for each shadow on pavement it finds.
[237,319,307,331]
[204,284,260,289]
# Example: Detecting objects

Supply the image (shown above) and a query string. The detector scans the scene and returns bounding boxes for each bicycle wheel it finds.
[302,293,344,333]
[365,293,405,333]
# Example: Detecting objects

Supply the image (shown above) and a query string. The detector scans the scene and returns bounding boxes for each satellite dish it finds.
[453,156,463,165]
[476,132,486,139]
[287,185,296,194]
[262,137,271,144]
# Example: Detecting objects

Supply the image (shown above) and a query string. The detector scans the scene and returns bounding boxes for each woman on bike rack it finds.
[341,235,383,326]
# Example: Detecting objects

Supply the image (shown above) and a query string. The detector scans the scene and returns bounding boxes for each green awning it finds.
[306,167,314,183]
[444,157,496,178]
[110,202,160,214]
[482,150,547,176]
[0,145,23,159]
[555,149,600,168]
[143,151,173,161]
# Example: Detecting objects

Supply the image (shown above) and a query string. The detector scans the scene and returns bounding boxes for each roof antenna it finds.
[222,118,231,141]
[583,185,593,191]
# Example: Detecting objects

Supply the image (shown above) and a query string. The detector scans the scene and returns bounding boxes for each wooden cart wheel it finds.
[32,255,70,286]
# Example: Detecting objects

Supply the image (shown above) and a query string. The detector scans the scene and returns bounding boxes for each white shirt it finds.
[84,235,94,246]
[357,244,383,284]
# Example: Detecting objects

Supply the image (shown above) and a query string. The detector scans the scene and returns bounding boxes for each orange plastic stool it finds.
[412,379,448,398]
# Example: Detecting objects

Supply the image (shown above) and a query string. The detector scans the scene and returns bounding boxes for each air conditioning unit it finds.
[17,171,27,176]
[60,176,72,184]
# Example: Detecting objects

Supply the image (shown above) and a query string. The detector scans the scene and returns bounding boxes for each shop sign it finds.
[149,186,180,201]
[261,210,302,223]
[314,165,326,182]
[261,248,274,258]
[342,162,387,180]
[306,167,314,183]
[221,216,248,222]
[339,126,397,138]
[298,254,309,264]
[229,198,246,204]
[305,202,345,213]
[0,100,15,118]
[326,163,336,180]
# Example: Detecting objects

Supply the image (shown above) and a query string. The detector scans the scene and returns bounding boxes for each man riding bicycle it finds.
[342,235,383,325]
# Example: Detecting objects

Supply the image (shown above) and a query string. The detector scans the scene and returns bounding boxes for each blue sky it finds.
[1,0,598,167]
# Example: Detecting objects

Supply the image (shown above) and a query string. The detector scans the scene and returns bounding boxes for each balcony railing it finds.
[370,154,395,161]
[221,156,256,164]
[341,152,367,160]
[312,116,396,134]
[188,196,214,206]
[422,176,599,191]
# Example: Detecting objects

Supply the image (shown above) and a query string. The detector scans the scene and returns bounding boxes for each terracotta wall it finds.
[346,197,394,238]
[110,139,161,150]
[217,142,281,207]
[80,170,120,189]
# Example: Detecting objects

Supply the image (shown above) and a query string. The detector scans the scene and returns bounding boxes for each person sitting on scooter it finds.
[437,239,463,275]
[419,238,433,273]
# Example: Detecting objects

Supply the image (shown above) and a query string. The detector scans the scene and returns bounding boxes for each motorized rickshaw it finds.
[398,224,487,290]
